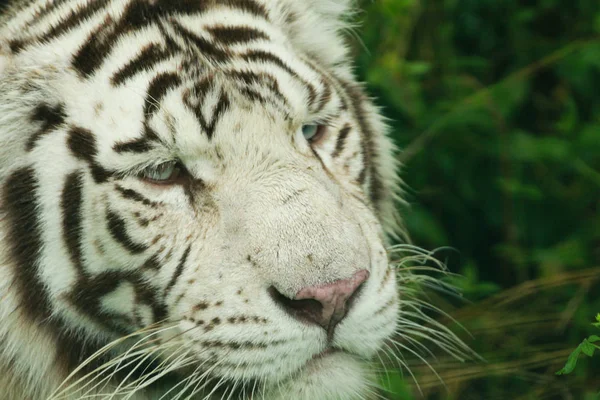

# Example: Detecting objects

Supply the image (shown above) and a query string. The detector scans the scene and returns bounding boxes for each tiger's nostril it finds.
[268,287,324,324]
[268,270,369,339]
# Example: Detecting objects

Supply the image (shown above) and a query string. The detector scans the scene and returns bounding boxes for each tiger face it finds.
[0,1,402,399]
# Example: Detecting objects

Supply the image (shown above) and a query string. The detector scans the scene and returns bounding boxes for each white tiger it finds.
[0,0,461,399]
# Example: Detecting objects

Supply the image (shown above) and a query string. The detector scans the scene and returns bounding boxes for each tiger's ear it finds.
[276,0,356,67]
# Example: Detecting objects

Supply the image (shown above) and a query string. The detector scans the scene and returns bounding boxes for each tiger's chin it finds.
[259,352,375,400]
[171,351,375,400]
[265,352,373,400]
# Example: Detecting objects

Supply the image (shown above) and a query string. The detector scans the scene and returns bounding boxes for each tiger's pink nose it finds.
[269,270,369,338]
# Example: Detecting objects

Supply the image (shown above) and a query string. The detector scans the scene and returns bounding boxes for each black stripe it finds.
[68,270,166,334]
[43,0,111,44]
[113,124,160,154]
[207,25,269,45]
[12,0,73,30]
[222,0,269,20]
[132,272,168,322]
[317,77,333,112]
[2,168,51,322]
[27,103,67,151]
[238,87,268,105]
[144,72,181,116]
[2,168,111,375]
[171,21,232,63]
[237,87,291,118]
[368,163,385,206]
[8,39,26,53]
[338,80,384,205]
[113,138,153,153]
[299,57,337,114]
[242,50,300,79]
[61,172,87,277]
[164,245,191,298]
[111,43,175,86]
[338,81,372,185]
[125,0,208,21]
[328,77,349,111]
[71,0,208,77]
[185,77,213,107]
[106,208,148,254]
[12,0,257,59]
[142,255,161,271]
[229,70,290,110]
[242,50,317,106]
[304,57,349,111]
[182,178,207,208]
[53,324,108,379]
[115,185,161,207]
[73,16,124,77]
[68,126,97,162]
[332,125,351,158]
[10,0,111,54]
[71,17,129,77]
[230,70,266,86]
[67,126,113,183]
[358,162,368,185]
[183,82,230,140]
[206,92,230,139]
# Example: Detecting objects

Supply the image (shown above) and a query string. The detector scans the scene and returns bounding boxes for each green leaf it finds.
[581,340,597,357]
[557,335,600,375]
[556,345,582,375]
[588,335,600,343]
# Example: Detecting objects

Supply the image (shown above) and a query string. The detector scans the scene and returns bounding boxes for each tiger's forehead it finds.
[4,0,340,147]
[61,53,337,163]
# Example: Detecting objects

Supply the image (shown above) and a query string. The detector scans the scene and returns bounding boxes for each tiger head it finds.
[0,0,403,399]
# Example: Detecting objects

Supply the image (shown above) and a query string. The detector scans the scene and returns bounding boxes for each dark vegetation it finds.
[353,0,600,398]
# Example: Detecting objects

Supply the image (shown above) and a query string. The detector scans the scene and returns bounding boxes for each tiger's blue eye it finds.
[301,124,326,142]
[140,161,181,183]
[302,125,318,140]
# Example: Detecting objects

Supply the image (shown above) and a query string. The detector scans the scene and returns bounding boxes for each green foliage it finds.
[556,314,600,375]
[556,336,600,375]
[353,0,600,398]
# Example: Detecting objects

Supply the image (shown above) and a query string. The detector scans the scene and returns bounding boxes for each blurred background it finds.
[351,0,600,398]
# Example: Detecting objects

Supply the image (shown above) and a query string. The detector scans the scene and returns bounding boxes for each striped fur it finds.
[0,1,405,399]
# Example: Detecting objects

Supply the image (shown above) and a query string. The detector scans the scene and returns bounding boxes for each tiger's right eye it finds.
[139,161,183,184]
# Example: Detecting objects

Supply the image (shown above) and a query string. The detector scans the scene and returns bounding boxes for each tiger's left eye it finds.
[301,124,326,142]
[140,161,182,184]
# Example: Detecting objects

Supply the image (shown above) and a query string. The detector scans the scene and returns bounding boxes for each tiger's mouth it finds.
[311,347,338,361]
[304,347,342,369]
